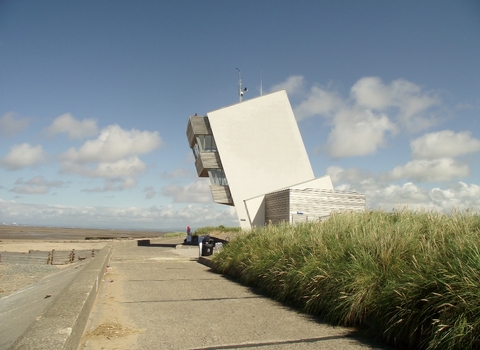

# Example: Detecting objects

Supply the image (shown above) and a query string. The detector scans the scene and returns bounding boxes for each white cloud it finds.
[326,166,378,190]
[10,175,65,195]
[0,112,30,137]
[11,186,49,195]
[0,143,48,170]
[144,186,156,199]
[351,77,440,132]
[275,75,442,158]
[44,113,98,139]
[383,158,469,182]
[161,179,212,203]
[294,86,343,121]
[269,75,306,96]
[60,124,161,163]
[62,156,146,178]
[0,199,238,229]
[367,182,480,212]
[327,166,480,212]
[23,175,64,187]
[411,130,480,159]
[325,109,397,157]
[326,166,344,185]
[57,124,161,192]
[81,177,137,192]
[160,168,193,179]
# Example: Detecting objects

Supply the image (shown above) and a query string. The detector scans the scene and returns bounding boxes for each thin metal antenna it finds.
[260,69,263,96]
[236,68,247,102]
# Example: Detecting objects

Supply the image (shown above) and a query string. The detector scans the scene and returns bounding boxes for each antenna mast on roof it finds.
[236,68,247,102]
[260,69,263,96]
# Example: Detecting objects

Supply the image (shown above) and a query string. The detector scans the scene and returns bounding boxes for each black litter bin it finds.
[201,238,215,256]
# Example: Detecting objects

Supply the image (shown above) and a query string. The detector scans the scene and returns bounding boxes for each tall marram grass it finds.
[212,210,480,350]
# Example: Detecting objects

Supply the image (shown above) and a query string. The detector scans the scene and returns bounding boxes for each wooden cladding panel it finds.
[187,116,211,147]
[265,188,366,225]
[195,152,222,177]
[201,152,222,169]
[265,189,290,224]
[195,156,208,177]
[290,189,366,218]
[210,185,233,205]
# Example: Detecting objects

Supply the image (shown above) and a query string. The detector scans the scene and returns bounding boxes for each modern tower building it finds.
[186,90,365,229]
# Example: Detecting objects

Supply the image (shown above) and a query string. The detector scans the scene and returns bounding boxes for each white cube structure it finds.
[186,90,365,229]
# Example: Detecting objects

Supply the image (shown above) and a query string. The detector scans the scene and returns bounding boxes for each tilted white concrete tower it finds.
[186,90,365,229]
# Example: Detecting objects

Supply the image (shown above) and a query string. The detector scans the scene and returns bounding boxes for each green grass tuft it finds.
[193,225,241,237]
[162,232,186,238]
[212,210,480,350]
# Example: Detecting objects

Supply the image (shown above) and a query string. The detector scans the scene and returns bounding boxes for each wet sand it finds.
[0,225,168,241]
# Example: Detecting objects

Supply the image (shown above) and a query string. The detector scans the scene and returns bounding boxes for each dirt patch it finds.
[87,322,142,339]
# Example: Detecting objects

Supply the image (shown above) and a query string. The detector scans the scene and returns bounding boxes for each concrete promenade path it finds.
[80,239,390,350]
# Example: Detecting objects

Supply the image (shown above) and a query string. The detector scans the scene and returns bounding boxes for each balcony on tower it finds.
[186,115,233,205]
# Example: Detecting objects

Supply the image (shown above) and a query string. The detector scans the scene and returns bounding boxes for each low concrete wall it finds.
[198,256,215,268]
[10,243,112,350]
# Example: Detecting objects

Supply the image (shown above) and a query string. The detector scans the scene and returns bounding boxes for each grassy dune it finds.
[212,210,480,350]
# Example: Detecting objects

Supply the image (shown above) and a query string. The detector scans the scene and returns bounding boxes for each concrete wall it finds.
[10,244,112,350]
[207,90,314,229]
[243,195,266,228]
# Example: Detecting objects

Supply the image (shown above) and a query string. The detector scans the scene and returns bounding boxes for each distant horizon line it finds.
[0,222,184,232]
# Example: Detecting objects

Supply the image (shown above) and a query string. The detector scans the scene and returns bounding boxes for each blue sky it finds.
[0,1,479,230]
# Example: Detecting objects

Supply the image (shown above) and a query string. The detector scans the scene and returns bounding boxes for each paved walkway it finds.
[81,239,390,350]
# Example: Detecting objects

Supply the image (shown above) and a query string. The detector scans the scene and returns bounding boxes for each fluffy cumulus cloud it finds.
[410,130,480,159]
[325,108,397,158]
[59,124,161,191]
[327,166,378,191]
[368,182,480,212]
[278,76,441,158]
[11,176,64,194]
[61,124,161,163]
[378,130,480,183]
[0,112,30,137]
[327,166,480,212]
[383,158,470,182]
[269,75,306,96]
[0,143,48,170]
[294,86,343,121]
[44,113,99,139]
[62,156,146,178]
[350,77,440,132]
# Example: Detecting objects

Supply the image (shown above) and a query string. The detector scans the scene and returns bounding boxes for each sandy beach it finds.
[0,225,168,297]
[0,225,167,241]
